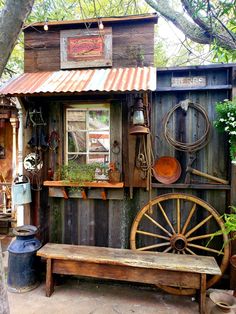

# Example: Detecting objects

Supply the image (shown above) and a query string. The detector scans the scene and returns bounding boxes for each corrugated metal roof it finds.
[0,67,156,96]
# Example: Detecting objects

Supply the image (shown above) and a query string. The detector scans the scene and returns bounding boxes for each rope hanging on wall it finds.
[163,100,211,152]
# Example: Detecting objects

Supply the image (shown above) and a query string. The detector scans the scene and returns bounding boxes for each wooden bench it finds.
[37,243,221,314]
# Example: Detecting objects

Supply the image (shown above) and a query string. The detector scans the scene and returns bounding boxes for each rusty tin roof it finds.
[0,67,156,96]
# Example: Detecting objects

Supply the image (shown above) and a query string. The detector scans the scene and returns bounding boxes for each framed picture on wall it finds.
[60,28,112,69]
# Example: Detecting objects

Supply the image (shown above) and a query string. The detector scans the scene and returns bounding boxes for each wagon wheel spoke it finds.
[187,243,224,255]
[177,198,181,234]
[157,202,176,234]
[185,247,197,255]
[181,204,196,235]
[185,215,213,238]
[136,230,170,241]
[187,233,219,242]
[137,242,170,251]
[163,246,172,253]
[144,213,172,237]
[130,193,230,296]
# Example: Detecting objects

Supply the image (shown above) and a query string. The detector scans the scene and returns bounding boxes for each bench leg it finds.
[199,274,206,314]
[46,258,54,297]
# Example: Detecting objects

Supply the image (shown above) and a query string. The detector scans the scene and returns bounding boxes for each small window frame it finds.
[65,103,110,165]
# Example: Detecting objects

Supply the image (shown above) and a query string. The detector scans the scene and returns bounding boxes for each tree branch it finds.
[144,0,236,50]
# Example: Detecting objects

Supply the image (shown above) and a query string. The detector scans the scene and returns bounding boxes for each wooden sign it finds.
[171,76,206,88]
[60,28,112,69]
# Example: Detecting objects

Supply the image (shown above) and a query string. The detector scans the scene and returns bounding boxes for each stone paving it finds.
[7,278,201,314]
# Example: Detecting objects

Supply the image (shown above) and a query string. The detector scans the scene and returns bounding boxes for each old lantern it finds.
[129,97,149,135]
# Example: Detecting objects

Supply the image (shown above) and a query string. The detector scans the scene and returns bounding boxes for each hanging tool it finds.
[184,152,228,184]
[186,167,229,185]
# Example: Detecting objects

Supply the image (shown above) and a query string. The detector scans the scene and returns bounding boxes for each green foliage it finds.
[59,160,103,183]
[214,97,236,160]
[212,41,236,63]
[223,206,236,237]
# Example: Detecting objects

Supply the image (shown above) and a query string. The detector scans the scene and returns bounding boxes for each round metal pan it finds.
[152,156,181,184]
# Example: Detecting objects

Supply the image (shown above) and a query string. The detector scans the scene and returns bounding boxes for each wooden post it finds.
[199,274,206,314]
[46,258,54,297]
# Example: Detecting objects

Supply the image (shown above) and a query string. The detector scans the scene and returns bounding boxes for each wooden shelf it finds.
[44,181,124,200]
[152,183,231,190]
[43,180,124,188]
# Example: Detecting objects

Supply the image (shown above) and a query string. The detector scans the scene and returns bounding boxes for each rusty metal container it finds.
[7,225,41,293]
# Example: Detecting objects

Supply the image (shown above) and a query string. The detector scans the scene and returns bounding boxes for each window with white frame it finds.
[66,104,110,165]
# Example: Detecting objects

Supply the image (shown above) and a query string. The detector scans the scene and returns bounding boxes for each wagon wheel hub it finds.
[170,234,187,251]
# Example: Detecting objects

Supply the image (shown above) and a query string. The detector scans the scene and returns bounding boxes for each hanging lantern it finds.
[129,97,149,135]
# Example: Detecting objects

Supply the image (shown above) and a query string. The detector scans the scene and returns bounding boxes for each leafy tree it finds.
[144,0,236,62]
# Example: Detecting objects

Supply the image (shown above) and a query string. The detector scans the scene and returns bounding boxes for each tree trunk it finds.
[0,0,35,311]
[0,0,35,76]
[0,243,9,314]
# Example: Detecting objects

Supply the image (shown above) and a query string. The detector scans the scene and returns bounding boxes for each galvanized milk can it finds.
[7,225,41,293]
[12,175,32,205]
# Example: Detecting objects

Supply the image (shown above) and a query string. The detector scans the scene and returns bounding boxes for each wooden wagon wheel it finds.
[130,193,230,296]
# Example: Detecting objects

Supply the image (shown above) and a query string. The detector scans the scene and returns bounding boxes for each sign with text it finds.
[171,76,206,88]
[60,28,112,69]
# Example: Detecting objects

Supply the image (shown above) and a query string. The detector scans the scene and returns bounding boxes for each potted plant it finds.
[214,97,236,163]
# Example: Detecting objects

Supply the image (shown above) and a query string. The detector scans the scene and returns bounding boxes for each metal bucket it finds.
[12,175,32,205]
[7,225,41,293]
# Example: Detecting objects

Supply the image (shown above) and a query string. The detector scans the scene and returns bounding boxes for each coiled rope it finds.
[163,101,211,152]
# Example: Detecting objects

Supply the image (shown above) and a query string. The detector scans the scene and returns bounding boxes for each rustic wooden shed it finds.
[0,13,235,291]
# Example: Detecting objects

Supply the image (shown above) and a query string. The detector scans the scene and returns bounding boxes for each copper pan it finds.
[153,156,181,184]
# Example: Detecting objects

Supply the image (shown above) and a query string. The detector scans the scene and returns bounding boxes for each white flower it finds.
[219,118,225,122]
[225,126,229,131]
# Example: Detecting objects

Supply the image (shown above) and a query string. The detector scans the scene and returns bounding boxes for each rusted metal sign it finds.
[67,36,103,60]
[171,76,206,88]
[60,28,112,69]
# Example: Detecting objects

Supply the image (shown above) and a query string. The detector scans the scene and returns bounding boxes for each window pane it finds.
[68,110,86,130]
[89,154,109,164]
[68,154,86,163]
[89,132,109,152]
[89,110,109,130]
[68,131,86,152]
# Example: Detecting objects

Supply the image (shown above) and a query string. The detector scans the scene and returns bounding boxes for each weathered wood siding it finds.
[24,20,155,72]
[32,65,233,253]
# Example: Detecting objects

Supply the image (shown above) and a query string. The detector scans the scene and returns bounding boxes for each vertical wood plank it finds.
[46,259,54,297]
[108,200,122,248]
[199,273,206,314]
[95,200,108,247]
[78,199,95,245]
[110,101,122,173]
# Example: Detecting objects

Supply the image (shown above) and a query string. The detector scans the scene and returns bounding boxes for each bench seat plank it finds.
[37,243,221,275]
